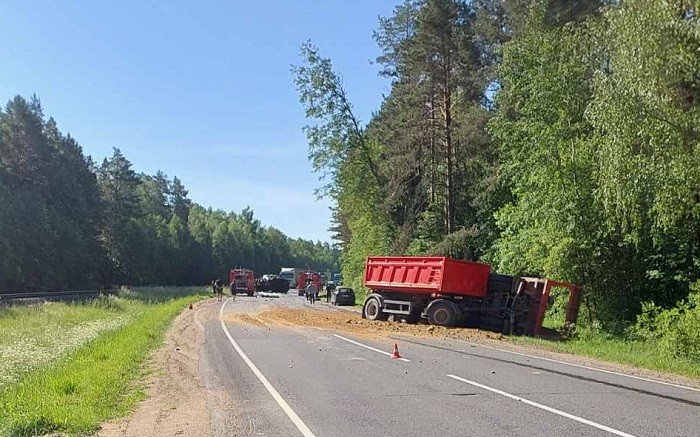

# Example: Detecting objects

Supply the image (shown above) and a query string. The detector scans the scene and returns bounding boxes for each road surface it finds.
[200,292,700,437]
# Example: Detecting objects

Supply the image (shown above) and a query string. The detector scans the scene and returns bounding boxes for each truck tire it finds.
[362,296,385,321]
[427,300,457,327]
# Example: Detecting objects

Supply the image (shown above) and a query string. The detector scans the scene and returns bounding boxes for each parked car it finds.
[331,287,355,306]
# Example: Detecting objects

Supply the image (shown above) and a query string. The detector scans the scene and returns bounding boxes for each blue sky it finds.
[0,0,398,243]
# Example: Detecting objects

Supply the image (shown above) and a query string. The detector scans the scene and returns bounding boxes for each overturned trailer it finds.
[361,256,581,335]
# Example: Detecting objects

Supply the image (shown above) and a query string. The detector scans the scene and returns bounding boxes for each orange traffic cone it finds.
[391,343,402,359]
[188,302,193,310]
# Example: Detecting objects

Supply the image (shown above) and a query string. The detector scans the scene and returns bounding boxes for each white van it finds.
[279,267,303,288]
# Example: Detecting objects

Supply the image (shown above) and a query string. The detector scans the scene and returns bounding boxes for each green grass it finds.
[513,297,700,379]
[0,286,209,437]
[510,331,700,379]
[0,298,140,389]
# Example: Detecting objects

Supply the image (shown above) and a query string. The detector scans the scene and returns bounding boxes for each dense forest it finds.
[294,0,700,338]
[0,95,339,292]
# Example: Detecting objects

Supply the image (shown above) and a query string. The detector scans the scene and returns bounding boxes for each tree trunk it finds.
[429,93,437,205]
[443,54,455,235]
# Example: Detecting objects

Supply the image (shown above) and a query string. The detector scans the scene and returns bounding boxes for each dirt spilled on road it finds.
[227,307,700,389]
[226,307,505,343]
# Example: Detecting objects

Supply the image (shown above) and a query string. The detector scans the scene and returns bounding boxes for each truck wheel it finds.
[427,301,457,327]
[363,296,384,321]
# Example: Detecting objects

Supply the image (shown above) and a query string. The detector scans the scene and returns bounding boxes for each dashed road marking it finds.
[334,334,411,362]
[219,299,316,437]
[452,340,700,393]
[447,374,637,437]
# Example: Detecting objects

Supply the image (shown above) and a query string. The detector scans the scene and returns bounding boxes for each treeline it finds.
[294,0,700,331]
[0,95,338,292]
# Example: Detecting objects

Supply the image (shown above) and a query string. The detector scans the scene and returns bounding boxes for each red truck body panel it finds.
[229,268,255,293]
[364,256,491,297]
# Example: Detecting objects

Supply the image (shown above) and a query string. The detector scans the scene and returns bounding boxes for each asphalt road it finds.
[201,292,700,437]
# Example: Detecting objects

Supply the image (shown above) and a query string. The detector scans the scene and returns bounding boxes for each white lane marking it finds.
[452,340,700,393]
[219,299,316,437]
[447,374,637,437]
[333,334,411,362]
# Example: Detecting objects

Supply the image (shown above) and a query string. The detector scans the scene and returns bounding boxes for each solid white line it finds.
[447,374,637,437]
[333,334,411,362]
[219,299,316,437]
[453,339,700,393]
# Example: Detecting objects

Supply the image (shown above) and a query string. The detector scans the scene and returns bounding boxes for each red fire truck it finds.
[297,271,322,296]
[229,268,255,296]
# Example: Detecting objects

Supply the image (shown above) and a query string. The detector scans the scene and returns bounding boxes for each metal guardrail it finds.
[0,289,117,302]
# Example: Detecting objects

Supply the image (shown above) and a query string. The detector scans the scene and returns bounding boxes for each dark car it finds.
[331,286,355,306]
[256,274,290,293]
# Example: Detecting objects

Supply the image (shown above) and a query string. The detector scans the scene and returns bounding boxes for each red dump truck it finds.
[362,256,581,335]
[229,268,255,296]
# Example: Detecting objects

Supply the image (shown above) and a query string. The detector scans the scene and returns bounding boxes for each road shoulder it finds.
[97,299,216,437]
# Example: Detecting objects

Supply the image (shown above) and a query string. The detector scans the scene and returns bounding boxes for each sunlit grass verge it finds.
[0,300,131,389]
[0,287,208,437]
[517,290,700,380]
[510,329,700,379]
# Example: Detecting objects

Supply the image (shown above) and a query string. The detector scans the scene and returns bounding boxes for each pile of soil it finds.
[226,307,505,342]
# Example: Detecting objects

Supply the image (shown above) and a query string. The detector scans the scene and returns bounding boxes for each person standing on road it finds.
[305,280,317,305]
[325,281,335,303]
[214,277,223,302]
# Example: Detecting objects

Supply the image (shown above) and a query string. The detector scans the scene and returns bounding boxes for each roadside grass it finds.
[0,299,130,390]
[0,286,209,437]
[511,299,700,379]
[510,330,700,379]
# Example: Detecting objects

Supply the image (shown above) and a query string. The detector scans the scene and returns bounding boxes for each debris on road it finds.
[223,303,700,391]
[225,307,503,343]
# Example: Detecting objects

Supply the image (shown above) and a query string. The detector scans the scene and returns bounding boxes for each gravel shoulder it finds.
[97,299,216,437]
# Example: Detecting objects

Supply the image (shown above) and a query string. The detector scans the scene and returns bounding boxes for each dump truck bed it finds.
[364,256,490,297]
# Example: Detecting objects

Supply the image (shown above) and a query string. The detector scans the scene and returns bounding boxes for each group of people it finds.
[304,280,333,304]
[305,279,318,304]
[211,275,325,305]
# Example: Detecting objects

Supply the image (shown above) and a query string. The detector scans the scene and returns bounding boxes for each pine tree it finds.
[97,148,141,284]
